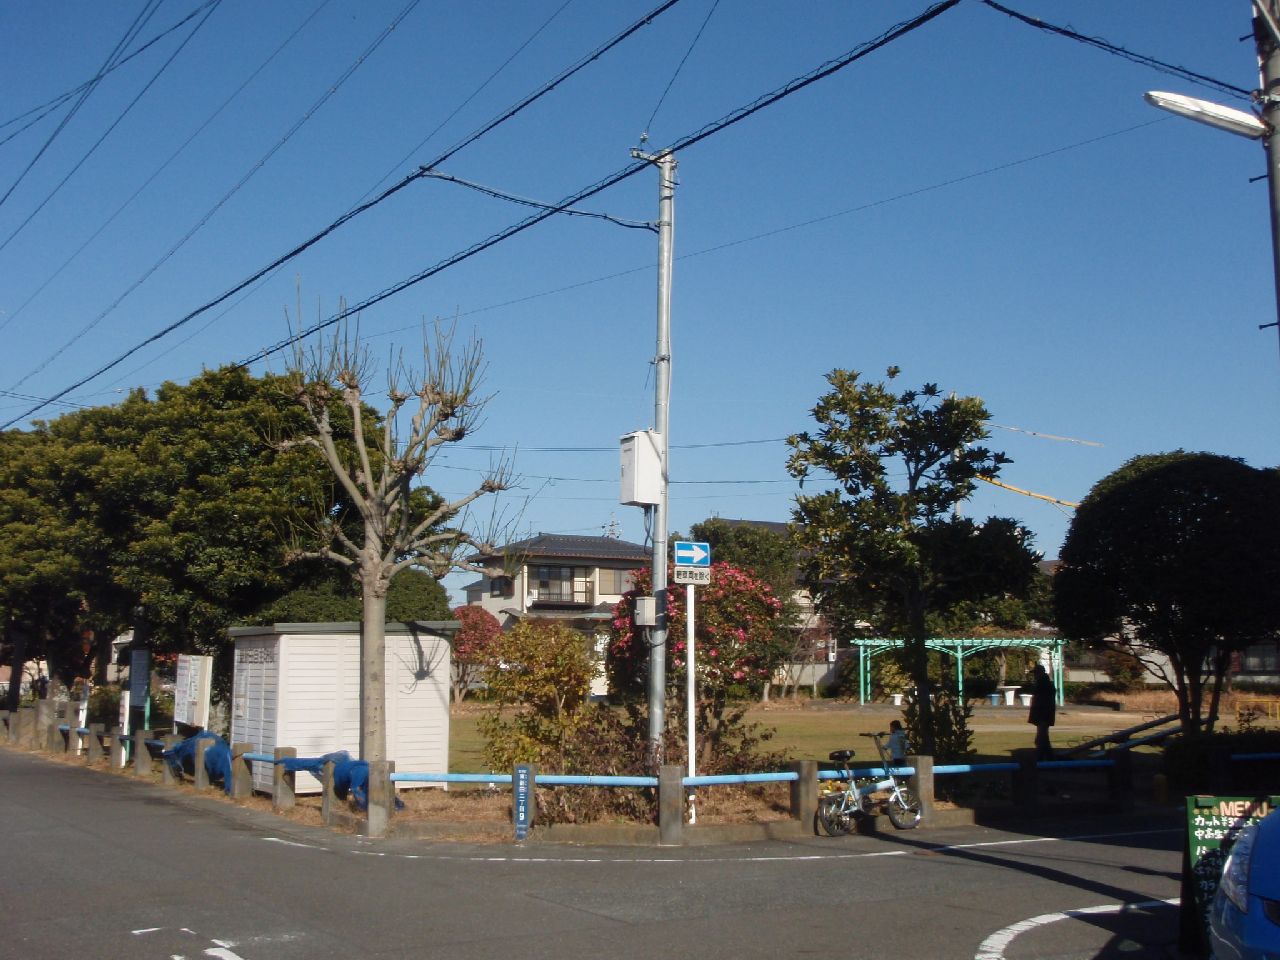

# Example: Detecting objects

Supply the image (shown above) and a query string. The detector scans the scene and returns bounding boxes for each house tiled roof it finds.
[471,533,648,564]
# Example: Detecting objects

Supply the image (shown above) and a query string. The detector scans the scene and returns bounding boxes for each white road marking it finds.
[259,826,1178,865]
[974,897,1179,960]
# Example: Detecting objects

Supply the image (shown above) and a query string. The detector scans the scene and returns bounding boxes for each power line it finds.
[0,0,223,258]
[0,0,333,338]
[4,0,424,397]
[237,0,962,368]
[640,0,721,141]
[981,0,1253,102]
[357,117,1166,340]
[0,0,163,214]
[1,0,688,428]
[423,168,657,231]
[349,0,577,208]
[0,0,220,142]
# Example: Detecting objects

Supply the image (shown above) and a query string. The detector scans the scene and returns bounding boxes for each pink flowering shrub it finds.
[607,561,790,771]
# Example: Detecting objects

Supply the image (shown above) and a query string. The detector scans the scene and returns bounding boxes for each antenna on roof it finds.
[604,514,621,539]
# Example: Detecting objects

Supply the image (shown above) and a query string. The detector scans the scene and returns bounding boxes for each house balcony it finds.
[527,585,595,608]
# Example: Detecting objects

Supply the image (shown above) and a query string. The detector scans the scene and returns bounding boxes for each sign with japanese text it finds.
[1181,794,1276,949]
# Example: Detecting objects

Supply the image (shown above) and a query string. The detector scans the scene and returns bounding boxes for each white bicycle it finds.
[817,731,922,834]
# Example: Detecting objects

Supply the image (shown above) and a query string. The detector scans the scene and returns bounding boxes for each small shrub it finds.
[1162,729,1280,793]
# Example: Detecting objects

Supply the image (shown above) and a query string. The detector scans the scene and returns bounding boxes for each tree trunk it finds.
[360,580,388,762]
[5,624,28,712]
[906,583,936,755]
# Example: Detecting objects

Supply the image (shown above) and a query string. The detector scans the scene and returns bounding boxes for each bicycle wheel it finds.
[818,794,855,836]
[886,785,921,830]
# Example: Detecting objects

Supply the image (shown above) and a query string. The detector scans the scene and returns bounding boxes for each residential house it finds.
[463,533,649,696]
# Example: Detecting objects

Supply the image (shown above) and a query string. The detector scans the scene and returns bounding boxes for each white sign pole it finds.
[686,582,697,824]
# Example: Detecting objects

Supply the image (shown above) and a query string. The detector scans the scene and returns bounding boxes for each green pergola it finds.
[855,636,1066,706]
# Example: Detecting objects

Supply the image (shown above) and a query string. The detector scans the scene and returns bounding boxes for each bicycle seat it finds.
[828,749,855,763]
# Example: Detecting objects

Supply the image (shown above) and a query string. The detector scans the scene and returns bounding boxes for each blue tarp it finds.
[278,751,401,811]
[162,731,233,795]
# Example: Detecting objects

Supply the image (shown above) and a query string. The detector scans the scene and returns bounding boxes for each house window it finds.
[1242,641,1279,673]
[598,568,635,595]
[489,576,513,599]
[530,566,591,604]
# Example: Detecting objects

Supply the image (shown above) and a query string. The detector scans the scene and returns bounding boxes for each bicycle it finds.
[817,731,922,834]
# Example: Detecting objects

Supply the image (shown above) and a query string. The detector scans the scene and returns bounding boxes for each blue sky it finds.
[2,1,1276,602]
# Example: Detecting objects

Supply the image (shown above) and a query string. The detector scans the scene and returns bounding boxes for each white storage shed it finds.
[228,621,454,794]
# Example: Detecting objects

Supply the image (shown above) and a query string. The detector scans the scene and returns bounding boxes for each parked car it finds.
[1209,808,1280,960]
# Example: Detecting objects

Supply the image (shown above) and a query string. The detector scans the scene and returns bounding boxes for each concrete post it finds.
[321,760,337,824]
[15,706,33,752]
[364,760,395,838]
[132,730,151,776]
[46,721,63,753]
[230,743,253,799]
[161,735,180,785]
[789,760,818,824]
[1012,748,1039,810]
[1106,747,1134,812]
[273,746,297,811]
[908,754,935,826]
[35,701,53,747]
[17,706,37,748]
[65,721,80,756]
[659,764,685,846]
[86,723,105,763]
[109,726,125,770]
[193,738,211,790]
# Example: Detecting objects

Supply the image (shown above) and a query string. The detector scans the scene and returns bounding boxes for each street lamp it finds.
[1144,3,1280,351]
[1143,91,1267,140]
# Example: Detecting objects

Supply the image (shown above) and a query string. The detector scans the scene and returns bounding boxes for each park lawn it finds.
[448,701,1055,772]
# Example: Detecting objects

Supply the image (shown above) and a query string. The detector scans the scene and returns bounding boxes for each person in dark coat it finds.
[1027,664,1056,760]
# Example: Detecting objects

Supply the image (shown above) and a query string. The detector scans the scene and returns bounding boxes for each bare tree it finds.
[287,322,512,761]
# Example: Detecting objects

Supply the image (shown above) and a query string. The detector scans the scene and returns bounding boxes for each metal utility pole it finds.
[1255,0,1280,355]
[632,147,677,760]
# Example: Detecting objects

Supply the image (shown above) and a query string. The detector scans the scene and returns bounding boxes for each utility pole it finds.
[1254,0,1280,356]
[632,147,677,761]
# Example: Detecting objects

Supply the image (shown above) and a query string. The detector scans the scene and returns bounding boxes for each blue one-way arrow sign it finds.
[673,541,711,567]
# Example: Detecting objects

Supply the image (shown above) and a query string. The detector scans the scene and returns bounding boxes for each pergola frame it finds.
[855,636,1065,706]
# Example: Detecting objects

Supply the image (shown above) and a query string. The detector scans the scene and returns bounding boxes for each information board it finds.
[174,654,213,729]
[1181,794,1277,949]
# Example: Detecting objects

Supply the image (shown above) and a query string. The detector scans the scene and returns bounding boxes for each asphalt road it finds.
[0,747,1187,960]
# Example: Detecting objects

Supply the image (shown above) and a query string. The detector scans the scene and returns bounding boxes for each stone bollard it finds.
[1012,749,1039,810]
[133,730,152,777]
[193,738,211,790]
[161,735,180,785]
[46,721,63,753]
[87,723,105,763]
[1106,748,1134,812]
[321,760,337,824]
[19,707,38,748]
[230,743,253,799]
[659,764,685,846]
[273,747,297,811]
[109,726,126,769]
[364,760,395,838]
[35,700,53,742]
[907,754,935,826]
[65,721,80,757]
[19,707,35,747]
[789,760,818,826]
